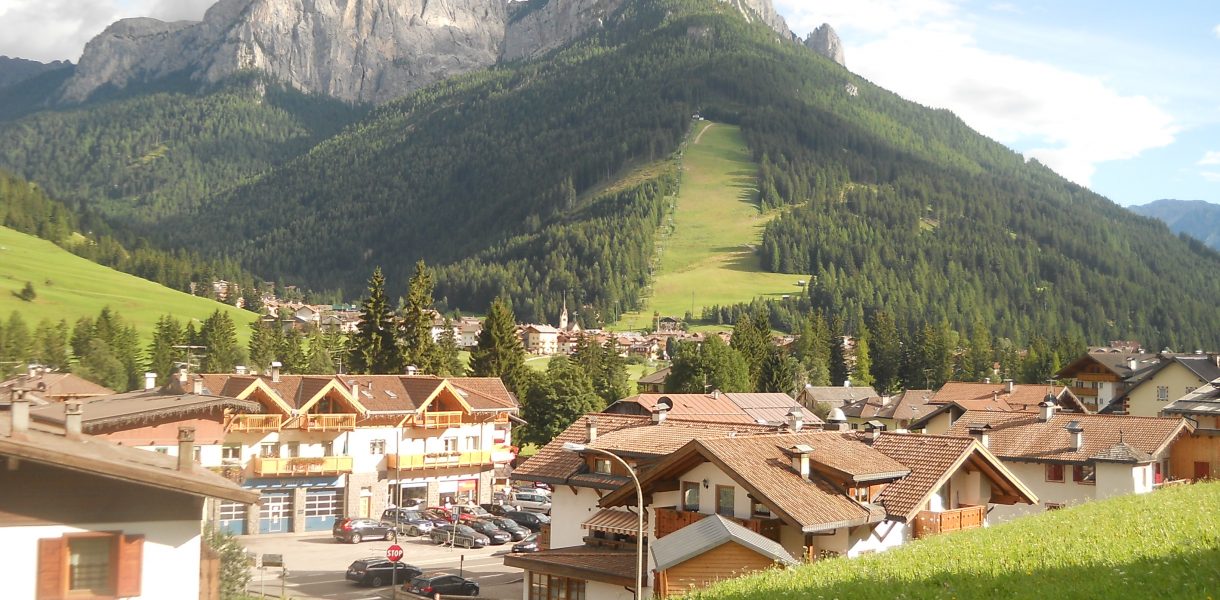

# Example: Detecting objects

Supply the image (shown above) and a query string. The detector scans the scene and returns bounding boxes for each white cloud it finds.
[1202,172,1220,183]
[774,1,1178,187]
[0,0,211,62]
[1200,151,1220,166]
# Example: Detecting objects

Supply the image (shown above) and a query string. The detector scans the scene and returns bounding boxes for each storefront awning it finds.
[582,509,646,536]
[243,477,342,489]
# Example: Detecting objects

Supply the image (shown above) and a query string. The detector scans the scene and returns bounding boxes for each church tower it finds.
[559,296,569,331]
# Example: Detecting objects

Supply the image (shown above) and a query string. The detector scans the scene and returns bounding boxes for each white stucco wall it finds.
[1096,462,1154,499]
[585,579,640,600]
[4,520,202,600]
[848,521,907,556]
[549,487,605,548]
[987,461,1098,523]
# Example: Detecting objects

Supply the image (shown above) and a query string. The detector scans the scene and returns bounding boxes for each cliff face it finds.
[503,0,627,61]
[722,0,793,39]
[805,23,846,67]
[64,0,508,104]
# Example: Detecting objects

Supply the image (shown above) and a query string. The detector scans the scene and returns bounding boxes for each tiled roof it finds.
[931,382,1055,411]
[607,393,818,425]
[651,514,797,571]
[449,377,518,410]
[868,433,975,520]
[588,419,780,457]
[29,389,262,432]
[1091,442,1153,463]
[503,546,636,587]
[582,509,646,535]
[636,367,671,385]
[199,373,517,413]
[841,390,935,422]
[0,372,114,399]
[798,386,880,409]
[1162,380,1220,416]
[1057,351,1157,379]
[943,410,1188,464]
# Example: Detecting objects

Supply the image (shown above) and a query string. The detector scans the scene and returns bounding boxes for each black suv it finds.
[466,519,512,545]
[333,518,397,544]
[505,510,550,532]
[380,508,437,536]
[429,523,489,549]
[345,557,421,587]
[405,574,479,597]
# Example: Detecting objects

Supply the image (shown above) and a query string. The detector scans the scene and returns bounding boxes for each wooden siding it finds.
[99,416,227,445]
[660,542,779,598]
[654,507,781,542]
[912,505,985,539]
[1168,433,1220,480]
[0,461,203,526]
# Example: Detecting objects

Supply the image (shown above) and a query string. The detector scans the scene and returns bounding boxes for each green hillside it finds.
[0,226,256,343]
[616,122,802,331]
[691,481,1220,600]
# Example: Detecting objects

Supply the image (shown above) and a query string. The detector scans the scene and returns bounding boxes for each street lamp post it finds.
[562,442,644,599]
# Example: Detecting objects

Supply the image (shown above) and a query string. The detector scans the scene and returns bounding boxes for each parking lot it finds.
[240,531,524,599]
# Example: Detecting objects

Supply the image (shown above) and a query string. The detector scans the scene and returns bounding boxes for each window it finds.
[716,485,735,516]
[852,486,870,502]
[1073,464,1096,485]
[260,442,279,458]
[1045,464,1064,482]
[370,439,386,455]
[465,436,481,451]
[1044,502,1064,511]
[322,441,334,456]
[1157,386,1169,401]
[594,458,612,474]
[222,444,242,461]
[681,481,700,511]
[443,438,459,452]
[528,572,586,600]
[751,499,772,518]
[285,442,301,458]
[38,532,144,598]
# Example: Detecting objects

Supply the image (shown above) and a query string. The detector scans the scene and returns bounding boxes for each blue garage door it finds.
[218,501,248,535]
[259,491,293,534]
[304,488,343,532]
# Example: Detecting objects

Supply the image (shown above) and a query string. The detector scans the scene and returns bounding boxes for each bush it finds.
[204,524,251,600]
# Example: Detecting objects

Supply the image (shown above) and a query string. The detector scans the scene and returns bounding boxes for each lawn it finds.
[0,226,257,344]
[690,481,1220,600]
[613,122,806,331]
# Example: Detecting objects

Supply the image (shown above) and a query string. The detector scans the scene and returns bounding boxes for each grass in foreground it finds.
[0,226,257,344]
[615,122,805,331]
[690,481,1220,600]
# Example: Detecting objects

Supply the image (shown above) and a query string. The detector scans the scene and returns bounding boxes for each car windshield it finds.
[456,525,476,535]
[535,514,551,522]
[494,518,516,528]
[400,511,421,520]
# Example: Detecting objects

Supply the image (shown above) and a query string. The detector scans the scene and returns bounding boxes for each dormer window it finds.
[751,499,771,518]
[594,458,612,474]
[681,481,700,511]
[852,486,870,502]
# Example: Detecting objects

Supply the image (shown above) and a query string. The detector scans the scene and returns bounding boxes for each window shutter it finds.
[115,534,144,597]
[36,537,66,600]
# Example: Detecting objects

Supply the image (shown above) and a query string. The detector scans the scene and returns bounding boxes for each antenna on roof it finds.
[172,345,207,374]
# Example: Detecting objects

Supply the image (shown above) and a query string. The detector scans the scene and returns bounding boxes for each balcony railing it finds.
[406,411,464,429]
[386,450,492,470]
[252,455,353,477]
[226,414,283,433]
[302,413,357,432]
[1069,386,1099,398]
[912,505,985,539]
[653,507,781,542]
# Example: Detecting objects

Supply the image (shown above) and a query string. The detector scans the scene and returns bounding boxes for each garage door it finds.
[304,488,343,531]
[219,500,248,535]
[259,492,292,534]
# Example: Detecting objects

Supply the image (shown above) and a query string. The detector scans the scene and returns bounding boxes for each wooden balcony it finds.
[302,413,357,432]
[386,450,492,471]
[252,455,353,477]
[653,507,781,542]
[912,505,985,539]
[226,414,283,433]
[406,411,465,429]
[1069,386,1099,398]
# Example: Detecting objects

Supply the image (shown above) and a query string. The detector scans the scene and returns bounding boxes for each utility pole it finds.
[173,345,207,374]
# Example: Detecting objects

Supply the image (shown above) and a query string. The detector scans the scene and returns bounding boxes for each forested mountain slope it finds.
[1,0,1218,350]
[1130,199,1220,251]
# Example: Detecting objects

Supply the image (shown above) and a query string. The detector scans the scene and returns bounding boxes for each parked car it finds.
[418,507,454,527]
[504,510,550,532]
[345,557,422,587]
[510,491,552,514]
[425,506,479,524]
[455,504,494,520]
[466,519,512,545]
[480,502,515,516]
[512,532,541,553]
[404,574,480,597]
[333,518,397,544]
[380,508,436,536]
[429,523,489,549]
[488,516,529,541]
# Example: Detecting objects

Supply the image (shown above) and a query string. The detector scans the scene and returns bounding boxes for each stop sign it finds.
[386,544,404,563]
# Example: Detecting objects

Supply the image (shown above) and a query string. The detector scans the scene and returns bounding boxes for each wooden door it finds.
[358,495,371,518]
[1195,461,1211,480]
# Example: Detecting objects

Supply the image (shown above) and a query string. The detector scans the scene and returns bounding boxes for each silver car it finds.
[510,491,552,514]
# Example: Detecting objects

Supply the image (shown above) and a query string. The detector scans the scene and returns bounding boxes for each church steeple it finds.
[559,296,569,331]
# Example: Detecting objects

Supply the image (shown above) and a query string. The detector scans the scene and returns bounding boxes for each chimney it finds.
[178,368,189,384]
[144,372,157,390]
[788,406,804,432]
[880,395,892,407]
[586,416,598,443]
[1066,421,1084,451]
[192,377,204,395]
[1038,393,1057,422]
[235,365,247,375]
[64,401,83,440]
[711,389,720,399]
[1127,358,1138,372]
[27,364,38,378]
[823,407,850,432]
[1005,379,1014,394]
[984,377,991,384]
[967,423,991,449]
[177,426,196,471]
[788,444,813,479]
[349,379,360,398]
[843,380,851,388]
[651,404,669,425]
[864,420,885,442]
[9,391,30,439]
[271,361,282,383]
[406,365,418,376]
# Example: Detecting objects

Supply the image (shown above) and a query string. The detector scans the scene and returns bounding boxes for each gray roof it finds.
[637,367,671,385]
[30,387,262,432]
[1162,380,1220,416]
[798,386,879,409]
[1091,442,1153,464]
[650,514,797,571]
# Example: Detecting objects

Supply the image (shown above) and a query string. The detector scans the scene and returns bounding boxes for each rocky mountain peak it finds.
[805,23,846,67]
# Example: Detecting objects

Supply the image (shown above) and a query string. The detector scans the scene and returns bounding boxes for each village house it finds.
[1055,348,1157,412]
[942,399,1192,522]
[795,384,879,415]
[1,392,257,600]
[505,408,1034,600]
[522,325,562,356]
[840,389,935,431]
[914,383,1087,434]
[1,366,115,404]
[604,392,819,427]
[635,367,671,394]
[1160,378,1220,479]
[1114,353,1220,417]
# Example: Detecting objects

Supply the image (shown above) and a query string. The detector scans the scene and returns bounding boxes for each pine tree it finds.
[247,319,279,372]
[665,337,750,393]
[34,319,70,370]
[520,356,605,446]
[349,267,402,374]
[828,316,849,387]
[147,315,183,385]
[400,260,440,372]
[69,316,94,362]
[200,310,242,373]
[852,336,875,387]
[279,329,307,374]
[758,346,799,395]
[76,339,126,391]
[868,311,902,394]
[303,330,337,374]
[3,312,32,366]
[436,318,464,376]
[469,297,525,385]
[730,311,768,389]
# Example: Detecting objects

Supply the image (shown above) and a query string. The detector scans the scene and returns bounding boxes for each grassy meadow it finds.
[614,122,805,331]
[690,481,1220,599]
[0,226,257,343]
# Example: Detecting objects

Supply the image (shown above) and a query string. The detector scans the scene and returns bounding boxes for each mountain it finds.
[2,0,1219,351]
[1129,199,1220,250]
[0,56,72,90]
[804,23,845,67]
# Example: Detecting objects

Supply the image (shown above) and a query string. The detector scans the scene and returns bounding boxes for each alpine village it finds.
[1,1,1218,599]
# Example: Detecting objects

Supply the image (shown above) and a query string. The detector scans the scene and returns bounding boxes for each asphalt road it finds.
[240,531,524,600]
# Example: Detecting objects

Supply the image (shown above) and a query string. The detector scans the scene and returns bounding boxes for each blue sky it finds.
[1,0,1217,206]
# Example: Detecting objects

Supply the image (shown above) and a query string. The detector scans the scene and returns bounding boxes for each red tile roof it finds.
[943,410,1189,464]
[869,433,975,520]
